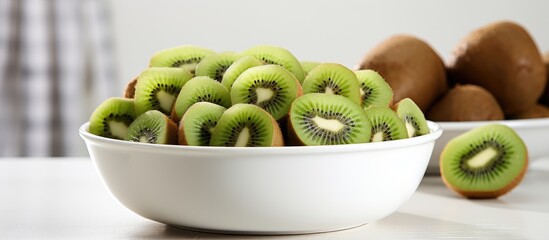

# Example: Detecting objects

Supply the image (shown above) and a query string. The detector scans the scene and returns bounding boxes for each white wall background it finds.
[108,0,548,88]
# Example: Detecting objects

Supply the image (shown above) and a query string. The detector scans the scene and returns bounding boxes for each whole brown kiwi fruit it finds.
[448,21,546,115]
[355,35,447,112]
[427,84,504,121]
[539,52,549,106]
[508,104,549,119]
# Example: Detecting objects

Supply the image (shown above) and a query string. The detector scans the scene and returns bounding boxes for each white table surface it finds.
[1,157,548,240]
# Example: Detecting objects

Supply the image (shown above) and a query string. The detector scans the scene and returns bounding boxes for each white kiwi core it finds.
[372,132,384,142]
[256,88,274,104]
[108,121,128,139]
[235,127,250,147]
[405,121,416,138]
[467,147,498,168]
[157,91,175,112]
[312,116,344,132]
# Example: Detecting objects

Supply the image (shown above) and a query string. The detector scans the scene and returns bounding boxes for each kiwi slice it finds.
[302,63,362,105]
[134,67,193,116]
[355,70,393,109]
[300,61,321,76]
[172,76,232,122]
[149,45,215,75]
[289,93,371,145]
[210,104,283,147]
[179,102,226,146]
[230,65,300,120]
[242,45,305,83]
[221,56,263,89]
[365,107,408,142]
[126,110,178,144]
[393,98,429,137]
[123,76,138,98]
[195,52,242,82]
[440,124,528,199]
[89,97,136,140]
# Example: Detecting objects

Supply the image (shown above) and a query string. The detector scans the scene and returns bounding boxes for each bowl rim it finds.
[79,121,442,154]
[436,117,549,130]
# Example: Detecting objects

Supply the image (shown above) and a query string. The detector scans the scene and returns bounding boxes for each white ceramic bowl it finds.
[80,121,442,235]
[428,118,549,174]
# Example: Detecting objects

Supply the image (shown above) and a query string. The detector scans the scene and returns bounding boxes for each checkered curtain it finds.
[0,0,116,157]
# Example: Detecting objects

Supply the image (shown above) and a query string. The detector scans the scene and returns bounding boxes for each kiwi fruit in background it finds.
[440,124,528,199]
[195,52,242,82]
[364,107,408,142]
[355,69,393,109]
[393,98,429,138]
[149,45,215,75]
[89,97,136,140]
[302,63,362,105]
[448,21,546,115]
[126,110,178,145]
[355,35,448,112]
[539,52,549,107]
[179,102,226,146]
[172,76,232,122]
[508,104,549,119]
[134,67,193,116]
[230,65,301,121]
[427,84,504,121]
[242,45,305,83]
[300,61,321,76]
[288,93,371,146]
[221,56,263,90]
[123,77,138,98]
[210,104,283,147]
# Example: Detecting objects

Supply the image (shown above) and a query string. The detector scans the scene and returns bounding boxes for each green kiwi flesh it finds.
[394,98,429,137]
[242,45,305,83]
[134,67,193,116]
[89,97,136,140]
[179,102,226,146]
[289,93,371,145]
[354,70,393,109]
[210,104,283,147]
[440,124,528,199]
[221,56,263,89]
[302,63,362,105]
[195,52,242,82]
[172,76,232,122]
[230,65,299,120]
[300,61,321,76]
[126,110,178,144]
[365,107,408,142]
[149,45,215,75]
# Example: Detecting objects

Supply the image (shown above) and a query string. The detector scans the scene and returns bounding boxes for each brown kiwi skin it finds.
[124,77,138,98]
[448,21,546,115]
[356,35,448,112]
[539,52,549,106]
[440,152,528,199]
[508,104,549,119]
[165,117,179,145]
[427,84,504,121]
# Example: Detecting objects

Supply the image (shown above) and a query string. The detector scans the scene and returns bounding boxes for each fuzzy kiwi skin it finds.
[123,77,138,98]
[448,21,546,115]
[540,52,549,106]
[440,124,528,199]
[508,104,549,119]
[427,85,504,121]
[356,35,448,112]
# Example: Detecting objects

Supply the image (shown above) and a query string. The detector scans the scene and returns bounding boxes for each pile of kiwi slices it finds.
[89,44,432,147]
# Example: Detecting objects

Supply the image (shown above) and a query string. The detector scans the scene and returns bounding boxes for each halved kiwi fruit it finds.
[355,69,393,109]
[179,102,226,146]
[364,107,408,142]
[89,97,136,140]
[230,65,301,120]
[172,76,232,122]
[210,104,283,147]
[195,52,242,82]
[393,98,429,137]
[134,67,193,116]
[126,110,178,144]
[289,93,371,145]
[242,45,305,83]
[302,63,362,105]
[440,124,528,199]
[221,56,263,89]
[149,45,215,75]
